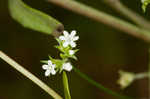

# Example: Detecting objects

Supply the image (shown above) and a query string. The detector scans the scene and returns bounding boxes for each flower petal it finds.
[63,41,69,47]
[45,70,50,76]
[70,30,76,37]
[51,69,56,75]
[73,36,79,41]
[48,60,52,66]
[63,30,69,37]
[70,41,76,48]
[62,63,73,71]
[59,36,65,41]
[69,50,75,55]
[51,64,56,69]
[42,65,48,70]
[67,66,72,71]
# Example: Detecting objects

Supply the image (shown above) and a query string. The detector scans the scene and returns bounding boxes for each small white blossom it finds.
[117,71,135,89]
[62,62,73,71]
[69,50,75,55]
[59,30,79,48]
[42,60,56,76]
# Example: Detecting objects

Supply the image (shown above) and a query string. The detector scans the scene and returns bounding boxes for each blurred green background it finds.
[0,0,149,99]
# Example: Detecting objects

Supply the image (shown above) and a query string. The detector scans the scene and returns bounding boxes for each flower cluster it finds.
[42,30,79,76]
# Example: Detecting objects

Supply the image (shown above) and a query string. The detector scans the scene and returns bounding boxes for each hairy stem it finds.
[0,51,62,99]
[104,0,150,30]
[47,0,150,43]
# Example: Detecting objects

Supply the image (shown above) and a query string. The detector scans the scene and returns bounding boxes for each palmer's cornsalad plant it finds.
[41,30,79,99]
[0,0,150,99]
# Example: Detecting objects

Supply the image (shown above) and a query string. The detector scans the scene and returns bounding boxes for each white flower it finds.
[69,50,75,55]
[42,60,56,76]
[117,71,135,89]
[62,62,73,71]
[59,30,79,48]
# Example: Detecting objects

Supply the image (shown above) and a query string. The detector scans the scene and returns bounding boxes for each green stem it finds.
[73,67,133,99]
[63,71,71,99]
[48,0,150,43]
[0,51,62,99]
[135,72,150,79]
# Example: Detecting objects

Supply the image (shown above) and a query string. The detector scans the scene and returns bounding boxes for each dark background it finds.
[0,0,149,99]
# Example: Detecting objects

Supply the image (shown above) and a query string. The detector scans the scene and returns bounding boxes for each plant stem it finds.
[62,71,71,99]
[0,51,62,99]
[135,72,150,79]
[73,67,133,99]
[104,0,150,30]
[47,0,150,43]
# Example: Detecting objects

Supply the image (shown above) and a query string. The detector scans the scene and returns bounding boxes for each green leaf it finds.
[62,71,71,99]
[48,55,64,69]
[40,60,48,64]
[71,56,77,60]
[60,53,67,59]
[8,0,64,36]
